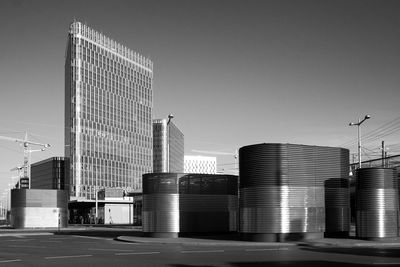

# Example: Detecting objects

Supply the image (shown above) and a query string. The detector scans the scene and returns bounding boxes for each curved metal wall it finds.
[356,168,399,238]
[239,143,349,241]
[325,178,350,235]
[10,189,68,229]
[142,173,238,236]
[142,173,180,235]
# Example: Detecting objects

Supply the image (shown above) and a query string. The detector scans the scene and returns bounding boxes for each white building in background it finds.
[184,155,217,174]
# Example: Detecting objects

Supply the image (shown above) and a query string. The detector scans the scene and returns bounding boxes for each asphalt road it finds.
[0,234,400,266]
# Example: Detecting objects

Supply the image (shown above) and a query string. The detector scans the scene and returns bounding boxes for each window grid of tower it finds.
[184,156,217,174]
[65,22,153,199]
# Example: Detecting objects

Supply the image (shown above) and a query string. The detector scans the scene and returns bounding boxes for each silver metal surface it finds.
[325,178,350,233]
[240,186,325,233]
[142,194,180,233]
[142,173,238,235]
[179,194,238,232]
[356,168,399,238]
[239,143,349,239]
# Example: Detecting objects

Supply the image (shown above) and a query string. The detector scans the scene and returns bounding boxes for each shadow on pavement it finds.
[178,233,240,241]
[55,229,144,238]
[169,261,372,267]
[300,246,400,258]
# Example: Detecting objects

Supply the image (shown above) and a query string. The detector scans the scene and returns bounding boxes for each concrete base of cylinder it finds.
[143,232,178,238]
[356,236,399,241]
[240,232,323,242]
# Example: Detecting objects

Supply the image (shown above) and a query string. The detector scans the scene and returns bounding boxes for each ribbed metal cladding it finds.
[142,173,180,236]
[325,178,350,234]
[142,173,238,237]
[356,168,399,238]
[239,143,349,241]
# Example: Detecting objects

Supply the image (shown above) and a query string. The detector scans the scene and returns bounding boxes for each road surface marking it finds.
[181,250,225,254]
[115,252,160,255]
[0,259,21,263]
[40,240,62,243]
[88,248,136,252]
[8,245,47,248]
[6,239,34,242]
[45,254,93,260]
[373,263,400,265]
[245,248,289,251]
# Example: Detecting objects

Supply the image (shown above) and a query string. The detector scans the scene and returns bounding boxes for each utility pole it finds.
[385,151,389,167]
[349,115,371,169]
[380,141,389,167]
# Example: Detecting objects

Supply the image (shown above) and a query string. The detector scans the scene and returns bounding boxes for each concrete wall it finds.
[10,189,68,228]
[104,203,134,224]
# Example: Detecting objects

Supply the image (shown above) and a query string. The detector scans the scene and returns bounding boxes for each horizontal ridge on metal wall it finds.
[239,143,349,236]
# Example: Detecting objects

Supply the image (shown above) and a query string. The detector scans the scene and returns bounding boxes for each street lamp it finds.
[166,114,174,172]
[349,115,371,169]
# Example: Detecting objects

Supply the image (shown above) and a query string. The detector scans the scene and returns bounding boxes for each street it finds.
[0,233,400,266]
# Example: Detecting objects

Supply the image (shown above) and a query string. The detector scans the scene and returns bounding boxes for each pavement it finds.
[2,225,400,249]
[116,234,400,248]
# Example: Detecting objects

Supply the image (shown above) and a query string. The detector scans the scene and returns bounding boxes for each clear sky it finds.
[0,0,399,193]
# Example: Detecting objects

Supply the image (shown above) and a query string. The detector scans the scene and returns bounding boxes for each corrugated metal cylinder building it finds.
[142,173,238,237]
[356,168,399,238]
[239,143,349,242]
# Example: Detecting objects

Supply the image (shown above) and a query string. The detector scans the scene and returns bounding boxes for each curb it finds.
[298,241,400,249]
[0,232,54,237]
[116,236,400,249]
[115,236,297,247]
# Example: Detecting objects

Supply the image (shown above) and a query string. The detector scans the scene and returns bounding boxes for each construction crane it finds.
[0,132,50,189]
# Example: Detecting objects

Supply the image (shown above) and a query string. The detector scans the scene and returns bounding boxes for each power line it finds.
[339,116,400,149]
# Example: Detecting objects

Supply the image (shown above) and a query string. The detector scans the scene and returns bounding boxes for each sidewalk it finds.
[2,226,400,249]
[0,225,140,237]
[116,235,296,247]
[299,236,400,248]
[116,234,400,249]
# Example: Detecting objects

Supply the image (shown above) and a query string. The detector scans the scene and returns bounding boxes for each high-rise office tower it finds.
[65,22,153,200]
[153,119,184,173]
[184,155,217,174]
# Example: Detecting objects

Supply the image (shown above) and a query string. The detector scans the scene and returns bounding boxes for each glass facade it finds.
[184,155,217,174]
[30,157,69,190]
[65,22,153,200]
[152,119,184,173]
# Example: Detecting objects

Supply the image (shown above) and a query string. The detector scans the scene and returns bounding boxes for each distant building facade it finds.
[184,155,217,174]
[153,119,184,173]
[65,22,153,200]
[30,157,69,190]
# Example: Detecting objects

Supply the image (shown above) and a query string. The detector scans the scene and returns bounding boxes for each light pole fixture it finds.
[166,114,174,172]
[167,114,174,125]
[349,115,371,169]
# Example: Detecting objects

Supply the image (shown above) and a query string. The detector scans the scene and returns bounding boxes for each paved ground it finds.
[2,225,400,249]
[116,234,400,249]
[1,231,400,266]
